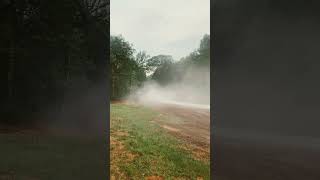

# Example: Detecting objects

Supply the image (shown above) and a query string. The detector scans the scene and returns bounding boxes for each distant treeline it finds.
[110,34,210,100]
[0,0,109,127]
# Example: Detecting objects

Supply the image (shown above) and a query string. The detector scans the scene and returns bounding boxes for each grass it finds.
[0,133,106,179]
[111,103,210,179]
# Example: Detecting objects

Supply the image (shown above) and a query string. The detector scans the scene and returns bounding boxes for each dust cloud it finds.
[127,66,210,109]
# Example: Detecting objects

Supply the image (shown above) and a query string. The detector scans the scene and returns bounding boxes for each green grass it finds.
[111,103,210,179]
[0,133,106,179]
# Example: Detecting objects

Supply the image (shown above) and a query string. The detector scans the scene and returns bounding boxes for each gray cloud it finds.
[111,0,210,60]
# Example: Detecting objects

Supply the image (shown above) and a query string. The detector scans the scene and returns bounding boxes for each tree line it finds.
[110,34,210,100]
[0,0,109,127]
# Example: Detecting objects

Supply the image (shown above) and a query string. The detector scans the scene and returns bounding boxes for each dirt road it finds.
[146,102,320,180]
[149,103,210,160]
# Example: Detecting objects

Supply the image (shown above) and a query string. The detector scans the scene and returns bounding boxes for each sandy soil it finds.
[150,103,210,160]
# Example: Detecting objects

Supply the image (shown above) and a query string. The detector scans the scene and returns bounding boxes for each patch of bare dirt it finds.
[170,177,203,180]
[110,137,129,179]
[152,105,210,160]
[150,104,210,161]
[110,131,137,180]
[161,125,180,132]
[180,143,210,161]
[145,176,164,180]
[113,131,129,137]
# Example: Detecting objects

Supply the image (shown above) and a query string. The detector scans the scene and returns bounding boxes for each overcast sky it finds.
[110,0,210,61]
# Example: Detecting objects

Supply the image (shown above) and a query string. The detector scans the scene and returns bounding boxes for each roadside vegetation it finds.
[110,103,210,180]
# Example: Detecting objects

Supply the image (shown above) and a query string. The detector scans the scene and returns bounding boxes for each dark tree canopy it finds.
[0,0,109,130]
[110,35,146,99]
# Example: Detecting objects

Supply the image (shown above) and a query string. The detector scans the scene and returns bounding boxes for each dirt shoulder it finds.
[150,103,210,160]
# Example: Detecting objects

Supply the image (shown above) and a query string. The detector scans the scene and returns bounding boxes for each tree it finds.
[135,51,150,72]
[197,34,210,66]
[149,55,174,85]
[110,35,146,99]
[181,34,210,67]
[149,34,210,86]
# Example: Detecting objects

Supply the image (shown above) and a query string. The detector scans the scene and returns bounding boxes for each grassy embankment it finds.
[111,103,210,179]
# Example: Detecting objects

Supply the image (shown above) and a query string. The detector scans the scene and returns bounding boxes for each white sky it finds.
[110,0,210,61]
